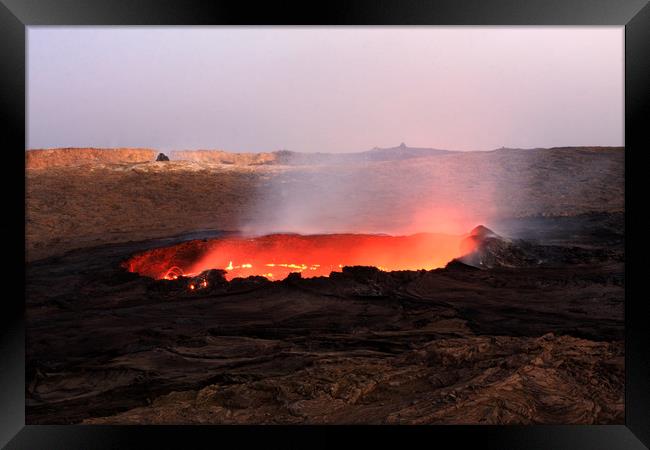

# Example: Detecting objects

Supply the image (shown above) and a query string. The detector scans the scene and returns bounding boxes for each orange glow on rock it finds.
[124,232,476,282]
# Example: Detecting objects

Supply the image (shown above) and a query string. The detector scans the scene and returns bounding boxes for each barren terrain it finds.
[26,223,624,424]
[25,146,625,425]
[26,146,623,261]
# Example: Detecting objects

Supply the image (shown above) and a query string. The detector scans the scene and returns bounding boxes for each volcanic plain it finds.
[25,146,624,424]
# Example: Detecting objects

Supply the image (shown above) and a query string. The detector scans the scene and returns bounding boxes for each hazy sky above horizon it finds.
[28,27,623,153]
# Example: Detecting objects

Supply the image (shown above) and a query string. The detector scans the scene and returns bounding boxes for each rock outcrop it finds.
[26,148,156,169]
[459,225,617,269]
[172,149,278,165]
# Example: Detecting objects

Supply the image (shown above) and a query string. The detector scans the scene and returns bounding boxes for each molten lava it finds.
[124,232,475,281]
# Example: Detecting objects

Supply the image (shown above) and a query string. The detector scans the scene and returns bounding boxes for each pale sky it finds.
[27,27,624,153]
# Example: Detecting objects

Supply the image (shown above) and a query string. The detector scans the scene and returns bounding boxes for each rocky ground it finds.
[25,146,623,261]
[25,147,625,425]
[25,218,624,425]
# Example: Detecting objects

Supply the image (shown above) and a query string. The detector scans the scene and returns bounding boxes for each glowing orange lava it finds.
[123,232,475,281]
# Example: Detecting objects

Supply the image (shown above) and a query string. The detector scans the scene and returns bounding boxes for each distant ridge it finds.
[25,145,624,169]
[26,148,156,169]
[172,144,453,165]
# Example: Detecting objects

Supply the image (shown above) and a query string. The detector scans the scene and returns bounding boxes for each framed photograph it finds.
[2,0,648,448]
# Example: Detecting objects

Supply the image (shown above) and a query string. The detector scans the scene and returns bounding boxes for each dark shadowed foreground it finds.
[25,215,624,424]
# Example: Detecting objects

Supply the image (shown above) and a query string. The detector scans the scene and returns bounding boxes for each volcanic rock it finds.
[469,225,499,239]
[444,259,481,272]
[229,275,272,288]
[156,152,170,161]
[459,225,616,269]
[26,147,156,169]
[25,223,624,425]
[284,272,302,284]
[26,147,623,261]
[200,269,228,285]
[172,149,277,165]
[341,265,383,281]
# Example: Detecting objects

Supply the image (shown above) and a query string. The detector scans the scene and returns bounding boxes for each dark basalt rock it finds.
[341,265,382,281]
[229,275,271,288]
[198,269,228,286]
[283,272,302,284]
[444,259,481,271]
[460,225,615,269]
[156,153,170,161]
[24,217,624,425]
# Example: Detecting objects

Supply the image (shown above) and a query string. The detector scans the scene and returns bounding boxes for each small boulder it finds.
[156,153,170,161]
[283,272,302,284]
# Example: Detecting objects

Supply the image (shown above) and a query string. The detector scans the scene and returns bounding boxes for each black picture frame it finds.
[2,0,648,448]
